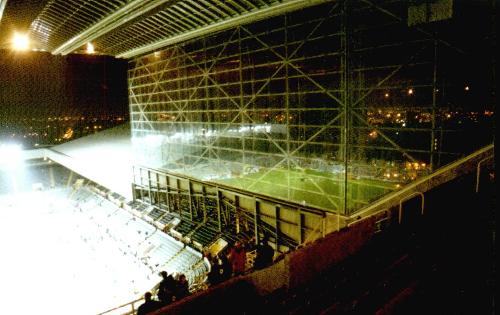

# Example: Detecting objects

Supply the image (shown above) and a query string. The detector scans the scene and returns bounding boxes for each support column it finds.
[430,39,438,170]
[188,180,193,220]
[297,209,303,245]
[275,205,281,249]
[235,195,240,234]
[340,0,352,215]
[165,175,171,212]
[216,190,222,232]
[254,199,260,242]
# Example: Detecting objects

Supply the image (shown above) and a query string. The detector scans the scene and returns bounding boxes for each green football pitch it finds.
[217,168,401,213]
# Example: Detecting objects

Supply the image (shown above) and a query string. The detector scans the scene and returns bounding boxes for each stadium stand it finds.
[68,182,209,294]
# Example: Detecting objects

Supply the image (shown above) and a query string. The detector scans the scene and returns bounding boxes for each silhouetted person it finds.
[137,292,161,315]
[229,241,247,276]
[254,235,274,269]
[245,236,256,251]
[207,254,221,285]
[219,252,232,281]
[157,270,177,305]
[175,274,190,300]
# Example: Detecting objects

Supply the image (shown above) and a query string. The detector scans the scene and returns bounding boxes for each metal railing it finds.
[96,297,144,315]
[347,143,494,227]
[398,192,424,224]
[475,155,495,193]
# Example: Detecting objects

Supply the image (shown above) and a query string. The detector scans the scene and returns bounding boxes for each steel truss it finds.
[128,0,494,220]
[132,166,334,252]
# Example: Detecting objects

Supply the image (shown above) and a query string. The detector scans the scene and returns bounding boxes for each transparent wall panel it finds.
[129,1,494,215]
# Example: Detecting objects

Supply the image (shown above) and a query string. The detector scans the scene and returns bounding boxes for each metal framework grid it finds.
[95,0,293,57]
[28,0,129,52]
[128,0,494,217]
[27,0,330,56]
[130,2,350,213]
[132,165,330,253]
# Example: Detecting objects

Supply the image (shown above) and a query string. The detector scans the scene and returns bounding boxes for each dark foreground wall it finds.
[148,161,494,315]
[149,216,378,315]
[0,50,128,118]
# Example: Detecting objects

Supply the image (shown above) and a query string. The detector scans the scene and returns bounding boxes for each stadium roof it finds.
[45,123,133,199]
[0,0,330,58]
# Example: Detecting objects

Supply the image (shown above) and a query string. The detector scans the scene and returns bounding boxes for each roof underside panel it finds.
[29,0,130,52]
[95,0,281,56]
[24,0,331,57]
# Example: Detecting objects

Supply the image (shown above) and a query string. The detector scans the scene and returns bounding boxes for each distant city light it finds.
[408,88,414,95]
[384,93,389,98]
[62,128,74,139]
[464,85,470,91]
[86,42,95,54]
[12,33,29,51]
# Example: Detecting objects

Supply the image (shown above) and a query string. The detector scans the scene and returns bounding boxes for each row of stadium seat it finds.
[70,185,208,290]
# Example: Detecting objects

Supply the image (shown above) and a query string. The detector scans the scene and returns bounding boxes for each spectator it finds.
[219,252,232,281]
[207,254,222,285]
[175,274,190,300]
[229,241,246,276]
[137,292,161,315]
[157,270,177,305]
[245,236,256,252]
[254,234,274,269]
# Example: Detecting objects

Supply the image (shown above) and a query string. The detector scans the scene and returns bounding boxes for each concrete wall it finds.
[153,216,378,314]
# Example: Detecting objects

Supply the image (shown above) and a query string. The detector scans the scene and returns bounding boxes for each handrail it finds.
[475,155,494,193]
[134,164,331,217]
[96,297,143,315]
[347,144,494,227]
[349,144,494,221]
[398,192,424,224]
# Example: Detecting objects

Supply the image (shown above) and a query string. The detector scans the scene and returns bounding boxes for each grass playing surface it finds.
[216,168,400,213]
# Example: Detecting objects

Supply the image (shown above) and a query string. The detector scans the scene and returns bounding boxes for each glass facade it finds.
[128,1,494,214]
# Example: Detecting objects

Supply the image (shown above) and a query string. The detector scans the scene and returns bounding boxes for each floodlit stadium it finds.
[0,0,495,314]
[0,188,152,315]
[0,151,209,314]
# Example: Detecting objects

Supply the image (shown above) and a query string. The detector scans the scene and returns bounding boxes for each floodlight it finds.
[86,42,95,54]
[12,32,29,51]
[0,143,23,166]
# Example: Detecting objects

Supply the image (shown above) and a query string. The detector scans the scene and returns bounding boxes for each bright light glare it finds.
[0,143,23,166]
[0,191,153,315]
[86,42,95,54]
[12,33,29,51]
